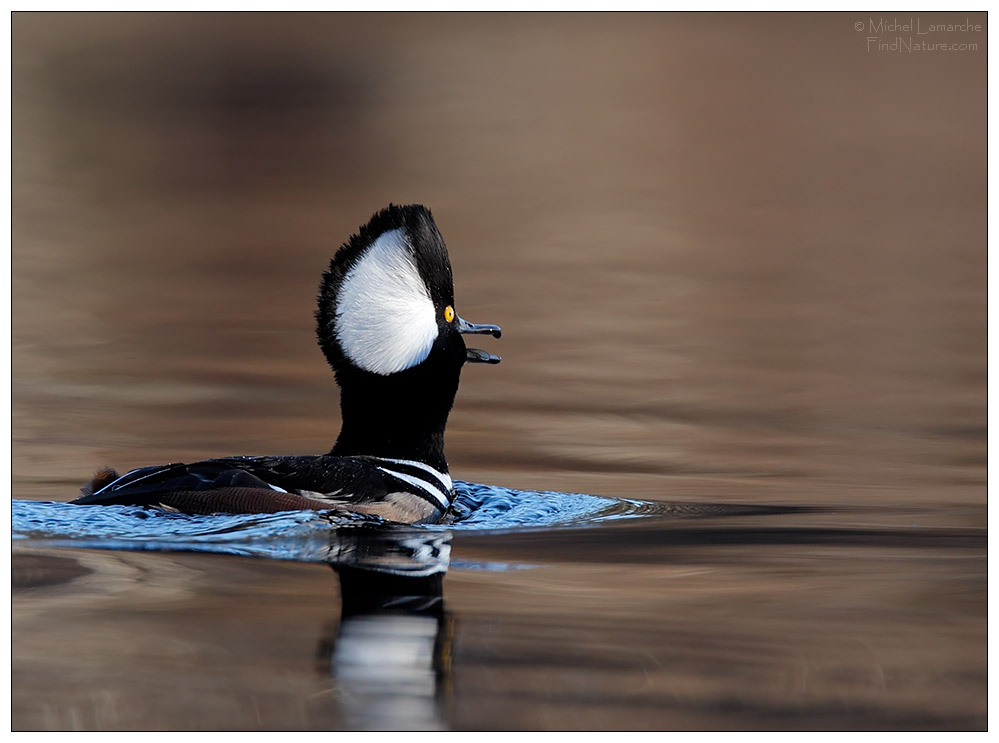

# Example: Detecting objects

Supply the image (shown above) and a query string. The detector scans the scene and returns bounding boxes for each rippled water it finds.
[12,13,986,732]
[12,483,668,561]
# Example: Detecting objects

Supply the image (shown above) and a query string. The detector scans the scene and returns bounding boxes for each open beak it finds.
[457,315,502,364]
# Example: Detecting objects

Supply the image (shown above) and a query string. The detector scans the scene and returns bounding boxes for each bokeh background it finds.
[12,13,986,731]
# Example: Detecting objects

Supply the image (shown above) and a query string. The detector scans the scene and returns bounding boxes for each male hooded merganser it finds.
[71,204,501,524]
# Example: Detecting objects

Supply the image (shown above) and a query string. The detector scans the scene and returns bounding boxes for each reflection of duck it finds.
[72,205,501,524]
[320,527,453,731]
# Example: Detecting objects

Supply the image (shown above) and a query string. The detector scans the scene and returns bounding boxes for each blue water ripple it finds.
[11,481,660,564]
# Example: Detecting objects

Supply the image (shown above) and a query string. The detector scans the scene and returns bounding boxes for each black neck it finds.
[330,361,460,473]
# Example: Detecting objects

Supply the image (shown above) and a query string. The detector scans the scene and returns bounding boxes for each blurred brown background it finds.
[11,13,987,731]
[12,13,985,505]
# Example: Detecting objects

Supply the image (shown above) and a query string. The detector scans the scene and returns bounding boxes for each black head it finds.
[316,204,501,466]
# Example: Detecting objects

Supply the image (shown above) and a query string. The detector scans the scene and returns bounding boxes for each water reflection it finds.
[12,517,457,731]
[322,527,452,730]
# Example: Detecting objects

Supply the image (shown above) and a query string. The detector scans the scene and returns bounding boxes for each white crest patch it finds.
[335,228,438,375]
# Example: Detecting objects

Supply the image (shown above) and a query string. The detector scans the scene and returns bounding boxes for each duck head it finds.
[316,204,501,468]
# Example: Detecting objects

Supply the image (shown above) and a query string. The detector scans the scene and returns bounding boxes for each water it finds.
[10,483,984,731]
[11,483,671,560]
[12,13,986,731]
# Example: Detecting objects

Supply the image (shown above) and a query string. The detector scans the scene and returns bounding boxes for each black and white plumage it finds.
[72,204,501,524]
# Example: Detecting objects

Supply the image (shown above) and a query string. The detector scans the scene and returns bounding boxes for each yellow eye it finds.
[444,305,455,323]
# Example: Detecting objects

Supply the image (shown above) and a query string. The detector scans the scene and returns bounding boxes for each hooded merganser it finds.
[71,204,501,524]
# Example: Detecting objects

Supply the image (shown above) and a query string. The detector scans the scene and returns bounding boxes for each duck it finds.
[71,204,501,524]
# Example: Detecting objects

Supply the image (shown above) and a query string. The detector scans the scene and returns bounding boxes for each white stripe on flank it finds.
[96,467,163,495]
[376,468,451,510]
[372,457,453,492]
